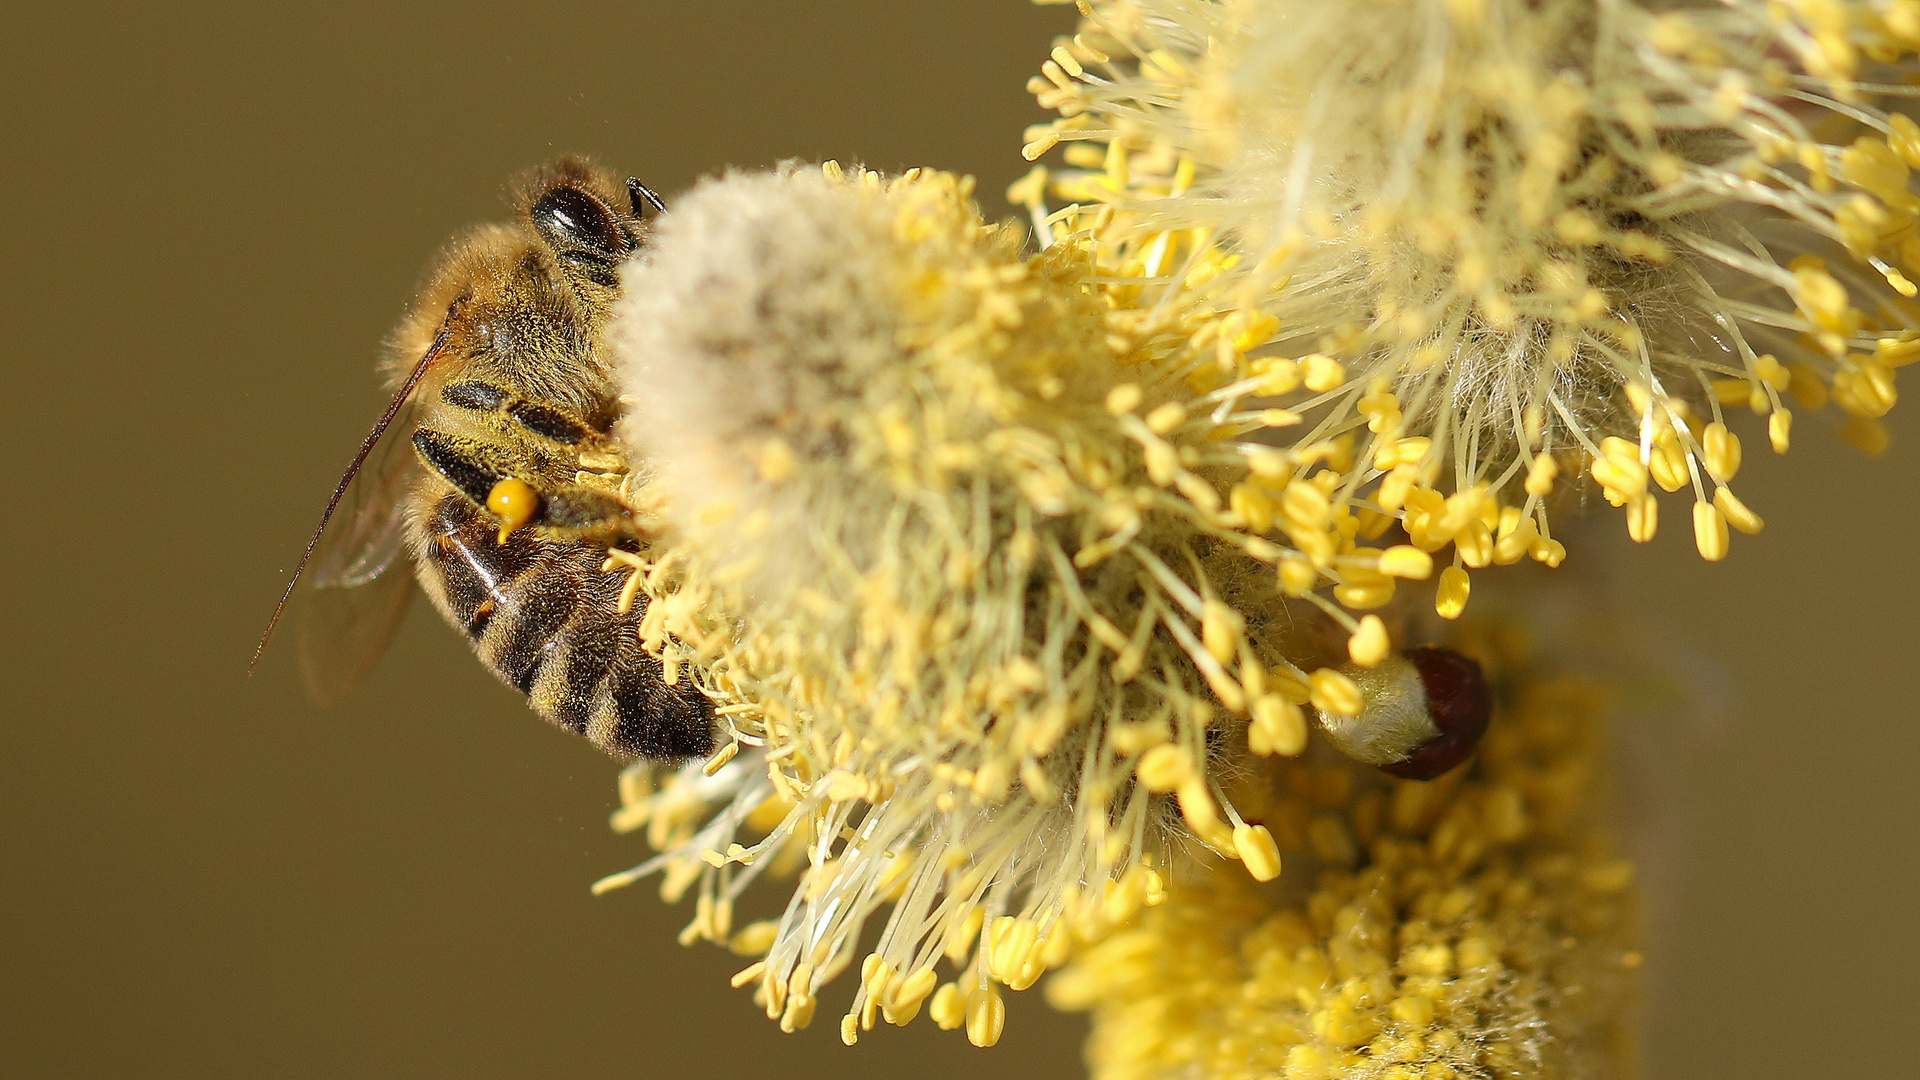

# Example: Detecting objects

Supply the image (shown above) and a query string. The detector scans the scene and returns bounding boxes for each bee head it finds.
[517,158,646,291]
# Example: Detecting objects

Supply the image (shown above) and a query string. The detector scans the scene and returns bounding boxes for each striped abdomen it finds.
[410,492,714,758]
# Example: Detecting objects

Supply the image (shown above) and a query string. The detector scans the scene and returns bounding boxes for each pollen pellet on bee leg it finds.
[485,477,540,543]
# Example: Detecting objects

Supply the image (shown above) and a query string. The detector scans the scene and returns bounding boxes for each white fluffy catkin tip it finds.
[611,166,901,571]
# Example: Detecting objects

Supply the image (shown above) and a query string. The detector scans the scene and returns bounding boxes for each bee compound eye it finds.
[1376,646,1492,781]
[530,185,627,259]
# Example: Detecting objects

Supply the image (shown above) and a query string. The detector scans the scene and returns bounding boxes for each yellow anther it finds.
[1105,383,1142,414]
[1201,600,1244,664]
[1347,615,1391,667]
[884,968,938,1026]
[1524,454,1558,497]
[1134,744,1191,792]
[1837,360,1898,417]
[1249,695,1307,756]
[1701,422,1741,482]
[1050,44,1083,79]
[1753,353,1790,390]
[1531,536,1567,567]
[1452,520,1490,568]
[1787,363,1829,409]
[1252,356,1300,396]
[1713,487,1764,535]
[1840,415,1891,455]
[1334,579,1396,610]
[1278,557,1319,596]
[485,477,540,543]
[1177,780,1234,852]
[1373,436,1430,470]
[1302,354,1346,392]
[1281,480,1331,530]
[1648,438,1687,493]
[779,992,815,1033]
[1876,335,1920,367]
[729,920,779,956]
[1626,492,1658,543]
[1435,565,1471,619]
[1005,165,1048,207]
[1769,409,1792,454]
[929,983,966,1031]
[1841,136,1918,211]
[1144,401,1188,434]
[1429,484,1489,542]
[1793,265,1853,334]
[1309,668,1363,716]
[1693,501,1730,561]
[1021,132,1060,161]
[1493,516,1538,565]
[1713,378,1753,406]
[1378,545,1432,579]
[1233,824,1283,882]
[965,984,1006,1047]
[988,917,1038,984]
[1589,454,1647,501]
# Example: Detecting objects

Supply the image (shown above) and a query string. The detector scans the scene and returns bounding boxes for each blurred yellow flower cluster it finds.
[1048,615,1639,1080]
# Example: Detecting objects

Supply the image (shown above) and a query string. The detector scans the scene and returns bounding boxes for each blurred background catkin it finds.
[1,3,1914,1078]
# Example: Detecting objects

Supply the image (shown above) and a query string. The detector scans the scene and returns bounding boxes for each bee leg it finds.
[413,428,632,538]
[438,380,603,447]
[412,428,512,507]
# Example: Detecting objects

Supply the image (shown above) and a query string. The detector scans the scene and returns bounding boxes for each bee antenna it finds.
[626,177,667,219]
[249,316,460,679]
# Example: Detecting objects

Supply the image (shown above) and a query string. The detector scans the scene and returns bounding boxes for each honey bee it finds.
[257,159,715,759]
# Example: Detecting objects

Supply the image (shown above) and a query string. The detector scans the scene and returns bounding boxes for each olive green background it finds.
[3,3,1913,1078]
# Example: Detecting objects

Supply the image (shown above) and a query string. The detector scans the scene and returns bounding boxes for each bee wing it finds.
[253,318,459,701]
[295,408,425,705]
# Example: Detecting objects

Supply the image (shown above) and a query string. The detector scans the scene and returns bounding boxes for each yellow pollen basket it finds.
[485,477,539,543]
